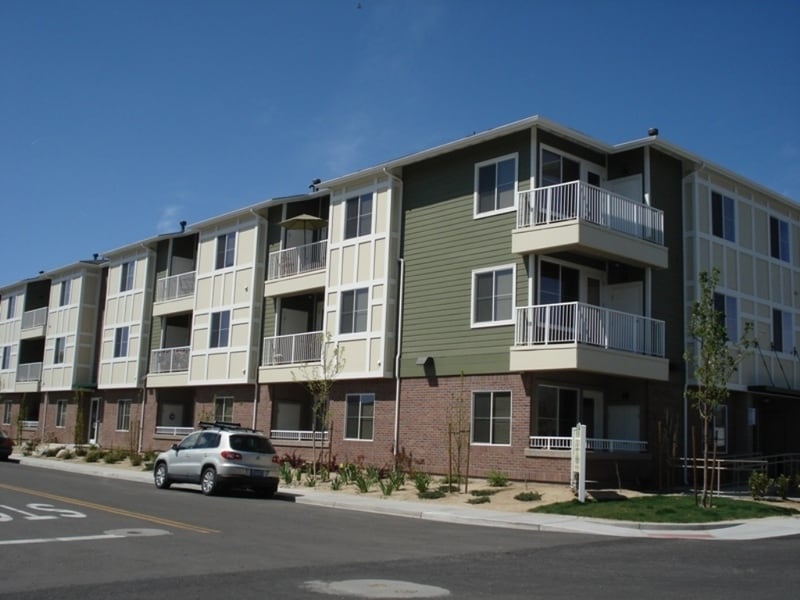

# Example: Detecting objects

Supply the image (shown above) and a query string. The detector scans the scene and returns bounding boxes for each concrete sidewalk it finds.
[9,454,800,541]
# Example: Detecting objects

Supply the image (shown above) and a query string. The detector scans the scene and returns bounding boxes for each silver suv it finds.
[153,422,280,497]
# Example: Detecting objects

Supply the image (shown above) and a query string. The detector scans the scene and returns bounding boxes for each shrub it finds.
[129,453,143,467]
[280,452,306,469]
[279,461,294,485]
[514,491,543,502]
[353,470,374,493]
[330,475,344,491]
[85,449,103,463]
[412,472,432,493]
[74,446,88,457]
[774,473,792,500]
[438,484,458,493]
[43,446,62,457]
[467,496,490,505]
[378,477,396,496]
[486,470,508,487]
[470,489,499,497]
[748,470,772,499]
[417,489,445,500]
[339,463,359,485]
[388,468,405,490]
[61,450,75,460]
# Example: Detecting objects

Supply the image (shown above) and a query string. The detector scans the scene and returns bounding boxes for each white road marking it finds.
[0,528,170,546]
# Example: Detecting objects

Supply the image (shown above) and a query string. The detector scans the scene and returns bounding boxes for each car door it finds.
[168,431,201,480]
[183,432,221,482]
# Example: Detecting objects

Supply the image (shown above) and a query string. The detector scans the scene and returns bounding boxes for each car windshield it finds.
[229,434,274,454]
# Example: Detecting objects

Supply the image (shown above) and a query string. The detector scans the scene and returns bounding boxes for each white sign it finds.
[570,423,587,503]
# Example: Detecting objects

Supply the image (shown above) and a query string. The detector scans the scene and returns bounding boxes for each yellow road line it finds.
[0,483,218,534]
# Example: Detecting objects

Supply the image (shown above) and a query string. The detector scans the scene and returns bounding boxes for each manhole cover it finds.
[304,579,450,598]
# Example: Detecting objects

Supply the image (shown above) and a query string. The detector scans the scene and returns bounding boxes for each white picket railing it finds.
[150,346,190,373]
[155,271,196,302]
[262,331,323,366]
[530,436,647,453]
[155,426,194,436]
[515,302,665,357]
[268,240,327,280]
[517,181,664,245]
[16,362,42,382]
[21,307,47,330]
[270,430,329,442]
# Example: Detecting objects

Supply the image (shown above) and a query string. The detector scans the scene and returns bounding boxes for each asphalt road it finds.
[1,461,799,599]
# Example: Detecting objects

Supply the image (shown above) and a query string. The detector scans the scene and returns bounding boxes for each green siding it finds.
[150,316,162,353]
[400,131,531,377]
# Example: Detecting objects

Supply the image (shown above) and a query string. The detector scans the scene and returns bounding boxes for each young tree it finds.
[446,373,471,493]
[684,268,751,507]
[295,334,345,479]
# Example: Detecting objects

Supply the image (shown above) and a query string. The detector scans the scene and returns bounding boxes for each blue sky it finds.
[1,0,798,286]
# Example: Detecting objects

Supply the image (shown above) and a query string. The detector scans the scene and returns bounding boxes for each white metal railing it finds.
[155,426,194,436]
[155,271,196,302]
[150,346,190,373]
[517,181,664,245]
[515,302,665,357]
[21,420,39,430]
[16,362,43,382]
[530,436,647,453]
[21,307,48,330]
[268,240,327,280]
[270,430,329,442]
[262,331,323,365]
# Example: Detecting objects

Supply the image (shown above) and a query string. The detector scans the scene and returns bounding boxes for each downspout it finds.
[138,383,146,454]
[384,168,404,457]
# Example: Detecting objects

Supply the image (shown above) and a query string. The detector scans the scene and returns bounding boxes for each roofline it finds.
[0,258,107,293]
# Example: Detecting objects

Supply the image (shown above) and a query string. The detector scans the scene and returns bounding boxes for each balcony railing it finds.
[263,331,323,366]
[155,426,194,436]
[515,302,665,357]
[16,362,42,382]
[530,436,647,453]
[270,430,329,442]
[21,307,47,330]
[268,240,327,280]
[155,271,196,302]
[150,346,190,374]
[517,181,664,245]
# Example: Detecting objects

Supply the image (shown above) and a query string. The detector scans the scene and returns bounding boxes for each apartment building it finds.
[1,114,797,486]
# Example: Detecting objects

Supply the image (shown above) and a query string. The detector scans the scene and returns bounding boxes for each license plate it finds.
[249,469,267,477]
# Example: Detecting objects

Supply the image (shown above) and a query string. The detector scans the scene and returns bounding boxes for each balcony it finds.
[153,271,196,316]
[270,430,329,443]
[265,241,327,297]
[529,436,647,453]
[512,182,668,268]
[150,347,190,374]
[259,331,323,383]
[20,307,48,338]
[510,302,668,381]
[16,362,43,382]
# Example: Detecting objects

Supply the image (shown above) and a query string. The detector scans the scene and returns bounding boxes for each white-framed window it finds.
[113,327,129,358]
[59,279,71,306]
[344,193,373,239]
[345,393,374,440]
[472,391,511,445]
[711,191,736,242]
[216,232,236,269]
[471,265,514,327]
[475,154,517,216]
[1,346,10,370]
[6,295,16,320]
[713,293,738,342]
[214,396,234,422]
[55,399,67,428]
[210,311,231,348]
[340,288,368,334]
[116,399,131,431]
[54,337,66,364]
[536,385,579,437]
[120,261,135,292]
[770,216,791,262]
[3,401,13,425]
[772,309,793,354]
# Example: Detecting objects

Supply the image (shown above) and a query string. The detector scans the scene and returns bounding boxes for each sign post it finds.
[570,422,587,503]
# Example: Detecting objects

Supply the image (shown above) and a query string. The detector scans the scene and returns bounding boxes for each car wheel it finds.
[154,462,171,489]
[201,467,218,496]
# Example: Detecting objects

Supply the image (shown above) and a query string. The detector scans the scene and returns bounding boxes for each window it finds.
[540,149,580,187]
[120,261,135,292]
[345,393,374,440]
[770,216,790,262]
[214,396,234,422]
[713,293,738,341]
[113,327,129,358]
[59,279,71,306]
[116,400,131,431]
[210,311,230,348]
[472,391,511,445]
[711,191,735,242]
[1,346,9,370]
[54,337,66,364]
[540,261,580,304]
[537,385,579,437]
[216,232,236,269]
[6,295,16,319]
[472,266,514,326]
[3,401,12,425]
[772,309,793,353]
[55,400,67,428]
[340,288,368,334]
[476,155,516,215]
[344,193,373,239]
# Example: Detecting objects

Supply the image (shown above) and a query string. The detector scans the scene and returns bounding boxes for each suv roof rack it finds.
[198,421,254,432]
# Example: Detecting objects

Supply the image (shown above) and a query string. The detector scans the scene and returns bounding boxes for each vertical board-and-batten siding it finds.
[400,130,531,377]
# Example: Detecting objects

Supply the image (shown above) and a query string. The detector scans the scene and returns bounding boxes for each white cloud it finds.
[156,204,183,234]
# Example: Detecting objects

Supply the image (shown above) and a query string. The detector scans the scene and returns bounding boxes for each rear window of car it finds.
[229,434,275,454]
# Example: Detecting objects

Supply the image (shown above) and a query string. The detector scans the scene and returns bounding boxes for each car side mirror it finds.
[171,444,179,452]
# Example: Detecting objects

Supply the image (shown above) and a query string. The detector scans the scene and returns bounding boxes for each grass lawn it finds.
[529,494,800,523]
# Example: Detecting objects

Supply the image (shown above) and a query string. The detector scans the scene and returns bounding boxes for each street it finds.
[1,461,799,599]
